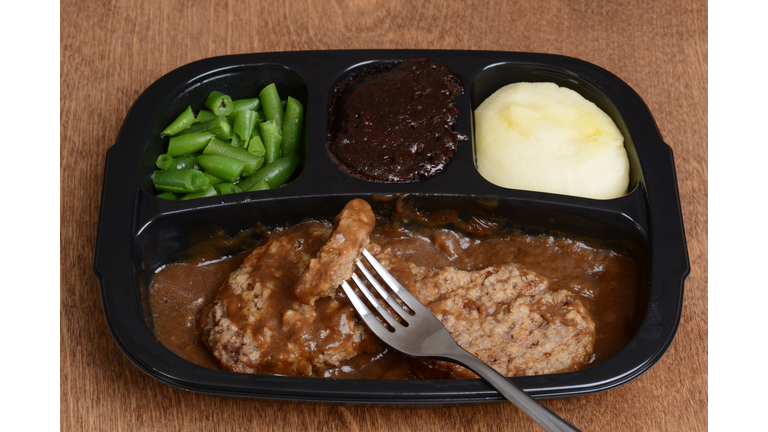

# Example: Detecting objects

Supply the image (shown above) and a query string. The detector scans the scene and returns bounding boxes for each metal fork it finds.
[341,250,581,432]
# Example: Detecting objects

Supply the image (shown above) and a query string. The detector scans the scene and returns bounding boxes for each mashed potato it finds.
[474,82,629,199]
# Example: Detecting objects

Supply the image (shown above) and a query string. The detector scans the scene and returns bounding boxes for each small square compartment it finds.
[138,64,309,199]
[470,63,642,197]
[325,58,467,183]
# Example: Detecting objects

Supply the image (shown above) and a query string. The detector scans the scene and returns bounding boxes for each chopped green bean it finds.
[281,97,303,154]
[225,98,261,120]
[167,132,214,157]
[205,91,234,116]
[254,110,266,124]
[234,109,258,143]
[245,179,270,192]
[156,154,174,170]
[177,116,232,141]
[236,98,261,111]
[156,192,181,200]
[180,184,217,200]
[213,182,244,195]
[170,155,197,170]
[161,106,196,137]
[203,138,264,176]
[248,136,266,155]
[195,154,246,183]
[236,152,299,190]
[259,83,284,127]
[156,154,198,170]
[259,120,283,165]
[153,168,210,193]
[196,109,218,123]
[203,171,225,185]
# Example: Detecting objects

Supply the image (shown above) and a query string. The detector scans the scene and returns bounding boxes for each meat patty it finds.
[408,264,596,378]
[199,200,380,376]
[294,198,376,305]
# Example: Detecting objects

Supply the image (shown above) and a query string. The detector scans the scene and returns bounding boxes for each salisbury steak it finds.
[199,199,380,376]
[293,198,377,305]
[408,264,596,378]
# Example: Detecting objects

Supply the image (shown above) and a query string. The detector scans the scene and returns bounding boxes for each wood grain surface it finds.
[60,0,708,430]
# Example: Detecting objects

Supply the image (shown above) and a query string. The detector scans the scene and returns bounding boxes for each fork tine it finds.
[340,281,392,336]
[355,258,412,322]
[349,273,402,329]
[361,249,427,314]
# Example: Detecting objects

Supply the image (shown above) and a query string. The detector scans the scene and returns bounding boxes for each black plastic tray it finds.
[93,50,690,405]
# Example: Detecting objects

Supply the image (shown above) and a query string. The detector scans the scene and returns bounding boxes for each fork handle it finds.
[452,350,581,432]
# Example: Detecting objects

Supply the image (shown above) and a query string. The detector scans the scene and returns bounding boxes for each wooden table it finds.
[61,0,707,430]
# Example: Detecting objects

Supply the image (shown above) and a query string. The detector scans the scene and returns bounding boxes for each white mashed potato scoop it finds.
[474,82,629,200]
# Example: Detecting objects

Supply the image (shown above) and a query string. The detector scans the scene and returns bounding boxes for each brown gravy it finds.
[149,212,640,379]
[326,58,465,183]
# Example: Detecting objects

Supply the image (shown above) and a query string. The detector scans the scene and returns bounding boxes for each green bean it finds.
[235,98,261,111]
[216,126,233,141]
[254,110,266,124]
[248,136,266,155]
[156,154,174,170]
[167,132,214,157]
[225,98,261,120]
[180,184,217,200]
[153,168,210,193]
[195,154,246,183]
[259,83,284,127]
[203,171,225,186]
[177,116,232,141]
[213,182,244,195]
[234,109,258,143]
[170,155,197,170]
[157,154,198,171]
[202,138,264,176]
[205,91,234,116]
[236,151,299,190]
[196,109,218,123]
[156,192,181,200]
[161,106,196,137]
[230,134,243,149]
[245,179,270,192]
[281,97,303,154]
[259,120,283,165]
